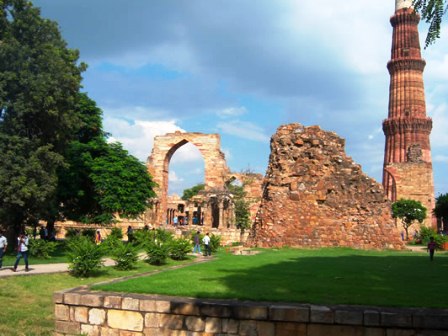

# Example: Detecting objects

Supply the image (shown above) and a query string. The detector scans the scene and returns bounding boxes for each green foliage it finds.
[132,229,153,248]
[110,240,139,270]
[169,238,192,260]
[0,0,84,231]
[392,199,427,239]
[209,234,221,252]
[228,183,251,232]
[81,228,96,240]
[66,236,105,277]
[419,226,448,248]
[413,0,447,47]
[109,227,124,240]
[433,193,448,227]
[182,183,205,201]
[28,239,58,259]
[145,241,170,265]
[65,228,80,239]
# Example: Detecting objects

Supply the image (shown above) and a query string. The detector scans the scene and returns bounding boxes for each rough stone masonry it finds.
[247,123,404,249]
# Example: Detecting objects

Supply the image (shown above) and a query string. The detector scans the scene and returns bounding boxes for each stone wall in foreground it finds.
[54,287,448,335]
[247,123,404,250]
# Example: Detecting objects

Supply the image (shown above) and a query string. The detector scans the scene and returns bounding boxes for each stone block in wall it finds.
[55,304,70,321]
[274,322,307,336]
[122,297,140,311]
[64,292,82,305]
[222,318,239,334]
[307,324,363,336]
[239,320,258,336]
[200,303,231,317]
[232,305,268,320]
[104,295,123,309]
[383,329,415,336]
[185,315,205,332]
[171,302,200,315]
[100,326,120,336]
[380,311,412,328]
[334,309,363,325]
[310,305,334,324]
[205,317,222,333]
[55,321,81,335]
[54,291,65,304]
[256,321,275,336]
[364,328,386,336]
[144,313,161,328]
[89,308,106,325]
[108,309,144,331]
[80,324,100,336]
[81,294,104,307]
[413,313,448,329]
[155,300,171,313]
[364,310,381,326]
[159,314,184,330]
[73,306,89,323]
[269,305,309,322]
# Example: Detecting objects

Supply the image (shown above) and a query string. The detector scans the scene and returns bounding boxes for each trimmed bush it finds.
[66,236,105,277]
[210,234,221,252]
[29,239,58,258]
[111,241,139,270]
[169,238,192,260]
[145,240,170,265]
[109,227,123,240]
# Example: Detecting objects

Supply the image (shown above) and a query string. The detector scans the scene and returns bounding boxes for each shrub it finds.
[81,228,97,241]
[133,229,152,248]
[65,228,80,239]
[111,241,139,270]
[419,226,448,249]
[101,234,122,253]
[169,238,192,260]
[109,227,123,240]
[28,239,58,258]
[145,241,170,265]
[66,236,105,277]
[210,234,221,252]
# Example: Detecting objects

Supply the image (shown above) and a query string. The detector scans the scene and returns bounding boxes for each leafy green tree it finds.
[392,199,427,240]
[413,0,447,47]
[0,0,85,234]
[228,183,251,232]
[433,193,448,231]
[182,183,205,201]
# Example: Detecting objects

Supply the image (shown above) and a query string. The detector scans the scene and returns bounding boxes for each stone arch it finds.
[146,131,230,227]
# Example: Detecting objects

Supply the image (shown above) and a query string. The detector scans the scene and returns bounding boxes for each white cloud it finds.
[430,103,448,148]
[433,155,448,163]
[217,106,248,118]
[169,170,184,183]
[217,120,270,143]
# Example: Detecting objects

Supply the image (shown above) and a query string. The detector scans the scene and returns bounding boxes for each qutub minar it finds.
[382,0,435,225]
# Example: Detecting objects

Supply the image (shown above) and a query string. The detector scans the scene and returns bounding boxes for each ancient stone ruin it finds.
[247,123,404,250]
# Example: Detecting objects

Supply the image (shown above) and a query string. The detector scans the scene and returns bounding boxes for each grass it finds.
[94,247,448,309]
[0,257,195,336]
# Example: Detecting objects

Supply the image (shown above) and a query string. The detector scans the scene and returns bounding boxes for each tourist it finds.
[39,225,47,240]
[173,216,178,227]
[13,233,29,272]
[202,232,211,256]
[193,231,201,255]
[95,230,102,245]
[427,237,436,261]
[127,226,134,243]
[0,230,7,269]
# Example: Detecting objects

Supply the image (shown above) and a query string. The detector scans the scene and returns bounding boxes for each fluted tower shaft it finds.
[382,3,435,225]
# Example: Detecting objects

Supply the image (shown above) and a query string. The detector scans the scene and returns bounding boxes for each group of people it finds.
[193,231,211,256]
[0,230,30,272]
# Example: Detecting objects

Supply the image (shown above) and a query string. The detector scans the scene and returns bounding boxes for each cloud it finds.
[430,103,448,148]
[169,170,183,183]
[217,106,248,118]
[217,120,270,143]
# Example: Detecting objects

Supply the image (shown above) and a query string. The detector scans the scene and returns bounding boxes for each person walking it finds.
[0,230,7,269]
[95,230,102,245]
[427,236,436,261]
[127,226,134,243]
[193,231,201,255]
[202,232,211,256]
[13,233,29,272]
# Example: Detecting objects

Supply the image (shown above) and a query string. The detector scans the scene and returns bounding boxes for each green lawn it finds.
[0,258,195,336]
[94,247,448,309]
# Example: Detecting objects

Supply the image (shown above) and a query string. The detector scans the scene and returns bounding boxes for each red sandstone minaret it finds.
[382,0,435,224]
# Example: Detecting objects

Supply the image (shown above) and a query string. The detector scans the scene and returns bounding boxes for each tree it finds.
[55,93,156,224]
[433,193,448,231]
[228,183,251,232]
[392,199,427,240]
[182,184,205,201]
[413,0,448,47]
[0,0,84,233]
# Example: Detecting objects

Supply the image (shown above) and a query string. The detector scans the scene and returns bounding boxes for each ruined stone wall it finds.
[248,124,404,250]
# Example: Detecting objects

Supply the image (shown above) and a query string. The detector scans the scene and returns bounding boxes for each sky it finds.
[32,0,448,197]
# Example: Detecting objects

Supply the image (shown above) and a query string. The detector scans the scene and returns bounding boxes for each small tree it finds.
[392,199,427,240]
[433,193,448,231]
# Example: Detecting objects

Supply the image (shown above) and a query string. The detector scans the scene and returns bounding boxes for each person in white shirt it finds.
[0,230,7,269]
[202,232,211,256]
[13,233,29,272]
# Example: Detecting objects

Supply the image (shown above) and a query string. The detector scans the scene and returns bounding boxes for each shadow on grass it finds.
[189,252,448,308]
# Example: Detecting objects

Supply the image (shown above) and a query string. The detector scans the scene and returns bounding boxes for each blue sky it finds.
[33,0,448,197]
